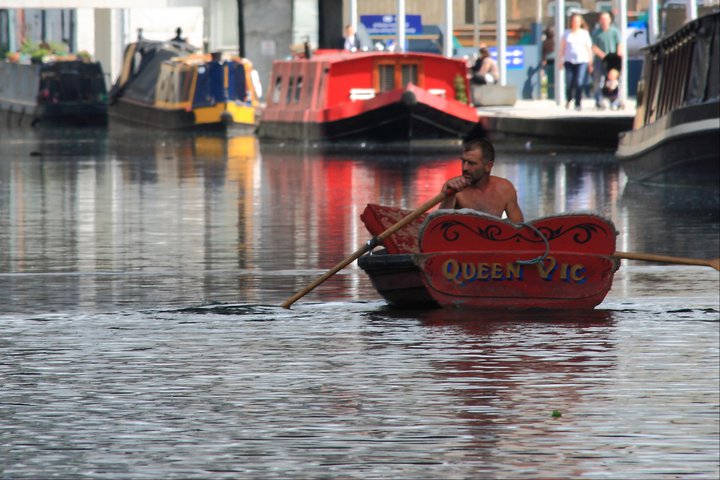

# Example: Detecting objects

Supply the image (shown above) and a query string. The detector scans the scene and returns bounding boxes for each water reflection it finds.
[0,130,717,478]
[619,182,720,258]
[0,129,717,313]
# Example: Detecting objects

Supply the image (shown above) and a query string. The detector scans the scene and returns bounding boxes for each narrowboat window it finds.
[180,69,193,102]
[286,76,295,104]
[401,64,418,87]
[379,64,395,92]
[707,25,720,99]
[294,76,303,103]
[272,76,282,103]
[234,64,248,101]
[316,68,327,108]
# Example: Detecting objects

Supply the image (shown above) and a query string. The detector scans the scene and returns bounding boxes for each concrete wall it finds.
[243,0,293,100]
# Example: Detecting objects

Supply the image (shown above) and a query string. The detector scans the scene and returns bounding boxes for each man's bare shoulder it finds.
[490,175,518,192]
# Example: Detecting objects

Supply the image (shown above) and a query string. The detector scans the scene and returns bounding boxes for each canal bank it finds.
[478,99,636,150]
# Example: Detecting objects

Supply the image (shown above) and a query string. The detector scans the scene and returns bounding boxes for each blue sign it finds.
[489,46,525,70]
[360,15,423,35]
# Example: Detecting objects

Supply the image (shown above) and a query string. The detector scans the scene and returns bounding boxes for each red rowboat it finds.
[257,50,481,148]
[358,204,620,309]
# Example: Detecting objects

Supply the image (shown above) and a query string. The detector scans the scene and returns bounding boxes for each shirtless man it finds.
[439,138,524,223]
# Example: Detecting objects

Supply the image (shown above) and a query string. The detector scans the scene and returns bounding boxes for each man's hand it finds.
[444,176,470,194]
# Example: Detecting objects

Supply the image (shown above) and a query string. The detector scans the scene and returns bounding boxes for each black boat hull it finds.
[257,100,478,148]
[109,98,255,132]
[616,101,720,185]
[0,60,108,128]
[357,253,439,309]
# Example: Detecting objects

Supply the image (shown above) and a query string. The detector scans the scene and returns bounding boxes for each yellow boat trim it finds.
[194,102,255,126]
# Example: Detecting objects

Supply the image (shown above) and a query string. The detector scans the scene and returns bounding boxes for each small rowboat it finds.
[358,204,620,310]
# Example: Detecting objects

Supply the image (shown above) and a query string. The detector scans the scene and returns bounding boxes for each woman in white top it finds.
[559,14,593,110]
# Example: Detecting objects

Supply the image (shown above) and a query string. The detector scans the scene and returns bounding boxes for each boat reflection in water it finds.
[361,306,618,469]
[619,181,719,259]
[3,127,715,311]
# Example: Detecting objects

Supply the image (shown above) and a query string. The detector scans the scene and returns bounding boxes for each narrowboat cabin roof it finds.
[280,49,470,65]
[266,50,471,110]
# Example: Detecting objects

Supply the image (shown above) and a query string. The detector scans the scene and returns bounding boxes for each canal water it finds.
[1,127,718,479]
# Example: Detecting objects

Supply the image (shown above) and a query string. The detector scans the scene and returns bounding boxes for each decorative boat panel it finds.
[420,211,617,255]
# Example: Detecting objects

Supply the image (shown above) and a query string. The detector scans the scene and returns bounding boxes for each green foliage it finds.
[454,74,468,104]
[551,409,562,418]
[18,39,71,63]
[48,41,69,56]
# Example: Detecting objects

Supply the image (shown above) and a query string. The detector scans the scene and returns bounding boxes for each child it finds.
[601,68,621,109]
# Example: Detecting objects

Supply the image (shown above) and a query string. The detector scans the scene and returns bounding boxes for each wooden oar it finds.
[615,251,720,270]
[281,191,448,309]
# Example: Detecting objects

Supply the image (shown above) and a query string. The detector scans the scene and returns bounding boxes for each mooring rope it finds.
[515,222,550,265]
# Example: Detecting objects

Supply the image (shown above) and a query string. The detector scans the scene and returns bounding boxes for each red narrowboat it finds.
[257,50,481,148]
[358,204,620,310]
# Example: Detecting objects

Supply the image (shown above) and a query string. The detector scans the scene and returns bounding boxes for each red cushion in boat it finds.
[360,204,428,254]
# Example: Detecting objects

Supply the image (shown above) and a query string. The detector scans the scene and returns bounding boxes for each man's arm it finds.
[615,29,624,58]
[505,200,524,223]
[504,185,524,223]
[439,194,457,209]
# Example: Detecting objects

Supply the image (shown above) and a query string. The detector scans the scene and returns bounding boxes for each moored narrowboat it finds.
[257,50,481,149]
[616,12,720,185]
[0,55,108,127]
[109,39,259,131]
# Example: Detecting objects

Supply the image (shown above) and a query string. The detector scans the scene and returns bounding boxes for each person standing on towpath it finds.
[439,138,524,223]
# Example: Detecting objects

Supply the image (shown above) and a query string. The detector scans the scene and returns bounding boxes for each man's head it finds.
[461,138,495,184]
[598,12,612,30]
[345,25,355,36]
[463,138,494,163]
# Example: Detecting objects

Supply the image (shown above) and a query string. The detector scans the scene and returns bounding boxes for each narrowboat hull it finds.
[0,60,108,128]
[258,86,478,146]
[109,97,255,132]
[616,100,720,185]
[615,12,720,186]
[358,206,619,310]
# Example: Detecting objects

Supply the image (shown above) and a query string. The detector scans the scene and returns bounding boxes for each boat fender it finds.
[220,111,233,125]
[401,90,417,106]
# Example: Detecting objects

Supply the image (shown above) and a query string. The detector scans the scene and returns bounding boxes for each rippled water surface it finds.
[1,128,718,479]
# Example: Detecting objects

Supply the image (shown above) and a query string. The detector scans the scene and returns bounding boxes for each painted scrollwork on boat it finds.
[433,220,609,245]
